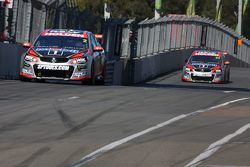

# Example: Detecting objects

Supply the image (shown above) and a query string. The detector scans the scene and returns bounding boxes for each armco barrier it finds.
[0,43,26,79]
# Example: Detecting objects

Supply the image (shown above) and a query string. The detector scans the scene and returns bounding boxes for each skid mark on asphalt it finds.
[55,90,161,140]
[69,97,250,167]
[57,101,129,140]
[54,101,77,129]
[0,113,37,133]
[15,146,50,167]
[59,146,87,167]
[185,123,250,167]
[56,108,77,129]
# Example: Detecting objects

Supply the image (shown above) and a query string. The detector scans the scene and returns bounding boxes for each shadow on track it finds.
[134,80,250,93]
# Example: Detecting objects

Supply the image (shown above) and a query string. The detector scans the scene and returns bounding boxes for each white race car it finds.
[20,29,106,85]
[182,50,230,83]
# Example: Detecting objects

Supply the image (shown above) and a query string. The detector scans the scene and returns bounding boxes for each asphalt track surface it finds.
[0,67,250,167]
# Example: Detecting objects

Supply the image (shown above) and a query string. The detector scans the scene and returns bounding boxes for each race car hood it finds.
[34,47,81,57]
[191,62,218,69]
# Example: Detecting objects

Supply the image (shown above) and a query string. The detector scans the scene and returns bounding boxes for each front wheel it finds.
[96,62,106,85]
[82,62,96,85]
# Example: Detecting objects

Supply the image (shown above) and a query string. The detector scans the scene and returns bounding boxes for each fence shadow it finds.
[135,81,250,93]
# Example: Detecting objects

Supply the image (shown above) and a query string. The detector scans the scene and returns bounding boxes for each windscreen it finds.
[34,36,89,51]
[190,55,221,64]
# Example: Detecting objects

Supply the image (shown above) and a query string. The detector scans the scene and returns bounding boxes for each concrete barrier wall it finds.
[132,49,196,83]
[0,43,26,79]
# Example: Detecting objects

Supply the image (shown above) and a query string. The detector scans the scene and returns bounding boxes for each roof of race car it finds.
[40,29,89,38]
[192,50,222,57]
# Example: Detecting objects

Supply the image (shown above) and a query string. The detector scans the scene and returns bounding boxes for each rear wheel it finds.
[227,71,230,83]
[90,64,96,85]
[224,69,230,83]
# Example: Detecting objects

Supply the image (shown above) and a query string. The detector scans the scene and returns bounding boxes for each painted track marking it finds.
[198,165,250,167]
[185,123,250,167]
[58,96,80,102]
[70,97,250,167]
[223,91,236,94]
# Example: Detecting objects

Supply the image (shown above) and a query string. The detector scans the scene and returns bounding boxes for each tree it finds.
[162,0,187,15]
[75,0,249,38]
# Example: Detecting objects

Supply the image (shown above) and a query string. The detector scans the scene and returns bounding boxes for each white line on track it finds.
[198,165,250,167]
[223,91,236,94]
[58,96,80,102]
[186,123,250,167]
[68,96,80,100]
[71,97,250,167]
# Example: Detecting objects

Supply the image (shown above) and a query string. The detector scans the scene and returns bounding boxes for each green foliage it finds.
[109,0,153,19]
[162,0,188,15]
[75,0,249,38]
[76,0,103,15]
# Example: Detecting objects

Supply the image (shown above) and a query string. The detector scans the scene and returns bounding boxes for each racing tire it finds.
[227,72,230,83]
[223,69,230,84]
[90,62,96,85]
[96,62,106,85]
[82,62,96,85]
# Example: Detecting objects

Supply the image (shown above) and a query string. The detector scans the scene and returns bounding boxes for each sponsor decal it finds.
[42,32,85,38]
[22,68,33,75]
[192,63,217,67]
[35,48,79,54]
[194,51,219,56]
[193,73,212,77]
[37,65,70,71]
[48,49,62,55]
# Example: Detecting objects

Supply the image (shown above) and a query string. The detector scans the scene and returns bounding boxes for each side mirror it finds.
[93,46,104,52]
[95,34,103,39]
[23,42,32,48]
[223,52,229,56]
[224,61,230,65]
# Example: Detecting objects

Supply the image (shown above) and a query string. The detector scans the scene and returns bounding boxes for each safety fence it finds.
[1,9,250,83]
[110,15,250,83]
[134,15,250,67]
[0,0,84,43]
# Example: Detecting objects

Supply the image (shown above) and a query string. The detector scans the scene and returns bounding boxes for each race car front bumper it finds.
[182,70,223,83]
[20,60,91,81]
